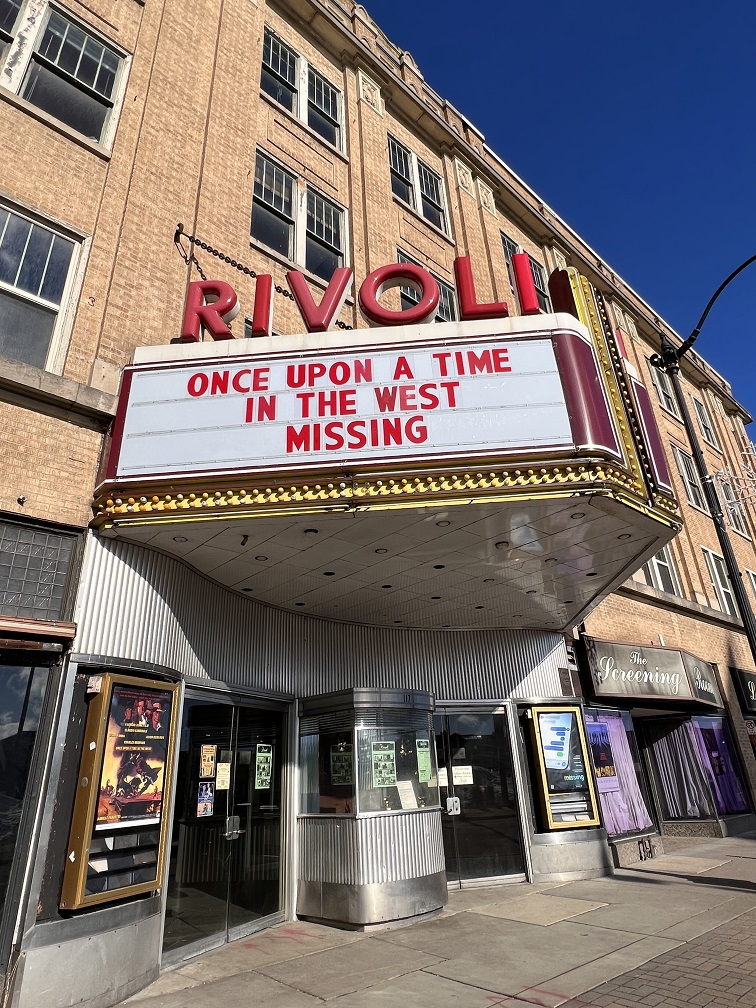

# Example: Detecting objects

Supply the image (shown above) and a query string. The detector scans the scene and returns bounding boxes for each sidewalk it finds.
[124,833,756,1008]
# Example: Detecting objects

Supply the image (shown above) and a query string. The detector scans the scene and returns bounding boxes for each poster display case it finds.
[60,672,180,910]
[529,705,600,830]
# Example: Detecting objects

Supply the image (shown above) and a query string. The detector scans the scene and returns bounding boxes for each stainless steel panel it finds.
[297,872,447,926]
[298,809,444,886]
[529,831,612,882]
[75,536,567,699]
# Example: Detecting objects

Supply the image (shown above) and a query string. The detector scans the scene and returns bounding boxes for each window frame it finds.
[1,1,128,148]
[672,444,708,512]
[387,135,448,235]
[702,547,738,618]
[500,233,551,312]
[721,478,750,538]
[251,150,347,282]
[648,361,681,418]
[396,249,457,322]
[0,199,85,373]
[692,395,720,449]
[639,543,683,597]
[260,25,343,152]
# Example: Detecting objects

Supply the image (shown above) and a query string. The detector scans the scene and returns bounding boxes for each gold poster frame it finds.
[60,672,180,910]
[530,705,600,831]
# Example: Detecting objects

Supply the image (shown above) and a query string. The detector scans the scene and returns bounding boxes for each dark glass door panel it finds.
[162,698,285,959]
[436,710,525,885]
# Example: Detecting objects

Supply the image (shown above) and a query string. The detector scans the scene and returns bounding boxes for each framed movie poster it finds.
[529,706,600,830]
[60,672,180,910]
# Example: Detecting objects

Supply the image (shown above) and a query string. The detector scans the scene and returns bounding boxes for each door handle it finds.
[445,796,461,816]
[224,814,241,839]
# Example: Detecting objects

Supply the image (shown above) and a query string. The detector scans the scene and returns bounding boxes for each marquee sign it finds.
[106,319,621,482]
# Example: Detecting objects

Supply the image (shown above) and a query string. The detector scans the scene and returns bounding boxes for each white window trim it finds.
[640,543,683,597]
[387,135,449,236]
[1,1,129,149]
[648,361,681,418]
[500,233,550,312]
[692,395,720,449]
[251,149,349,277]
[671,444,708,512]
[0,197,88,374]
[747,569,756,600]
[720,478,750,538]
[702,547,739,618]
[260,26,344,153]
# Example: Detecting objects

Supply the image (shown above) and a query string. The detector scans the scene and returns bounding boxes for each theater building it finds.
[1,1,756,1006]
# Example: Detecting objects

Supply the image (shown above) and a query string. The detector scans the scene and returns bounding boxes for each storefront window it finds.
[642,718,718,820]
[0,663,49,912]
[692,716,749,816]
[585,709,654,839]
[300,727,355,814]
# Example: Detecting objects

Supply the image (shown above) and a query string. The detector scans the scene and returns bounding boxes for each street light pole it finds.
[650,256,756,669]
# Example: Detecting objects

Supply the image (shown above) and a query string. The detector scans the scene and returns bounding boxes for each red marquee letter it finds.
[247,274,274,338]
[512,253,541,315]
[359,263,439,326]
[454,256,509,320]
[181,280,240,341]
[287,267,353,333]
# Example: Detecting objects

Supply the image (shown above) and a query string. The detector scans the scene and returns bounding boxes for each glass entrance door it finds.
[434,709,525,886]
[162,695,286,963]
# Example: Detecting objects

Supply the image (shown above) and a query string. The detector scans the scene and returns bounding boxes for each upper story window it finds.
[672,444,708,511]
[388,136,447,233]
[0,203,77,370]
[702,547,738,618]
[648,361,680,418]
[500,233,551,312]
[261,27,342,149]
[251,151,345,282]
[397,250,457,322]
[692,395,720,449]
[721,479,749,537]
[638,543,683,597]
[1,3,126,145]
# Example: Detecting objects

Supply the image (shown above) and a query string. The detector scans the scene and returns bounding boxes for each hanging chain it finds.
[174,224,352,329]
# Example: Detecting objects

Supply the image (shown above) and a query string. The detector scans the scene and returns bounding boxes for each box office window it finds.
[585,709,654,840]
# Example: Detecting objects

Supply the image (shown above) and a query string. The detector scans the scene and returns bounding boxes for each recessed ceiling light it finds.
[545,558,556,565]
[475,605,484,609]
[242,587,253,592]
[564,600,574,604]
[295,602,305,607]
[433,564,445,569]
[241,535,249,547]
[303,528,319,536]
[483,578,495,583]
[526,589,537,595]
[382,584,392,589]
[394,619,403,624]
[586,572,598,577]
[255,555,268,561]
[436,520,451,527]
[375,548,388,554]
[442,624,450,628]
[618,533,632,540]
[323,571,336,576]
[495,540,509,550]
[571,512,585,520]
[173,536,187,543]
[431,596,442,600]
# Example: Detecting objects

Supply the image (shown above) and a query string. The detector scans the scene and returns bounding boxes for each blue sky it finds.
[363,1,756,424]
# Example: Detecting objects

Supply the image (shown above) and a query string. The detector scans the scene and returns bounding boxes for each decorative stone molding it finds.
[454,158,474,196]
[357,69,383,114]
[476,179,496,215]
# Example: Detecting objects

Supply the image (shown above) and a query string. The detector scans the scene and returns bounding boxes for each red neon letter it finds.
[453,256,509,320]
[512,253,541,315]
[359,263,439,326]
[248,274,274,338]
[180,280,239,341]
[287,267,353,333]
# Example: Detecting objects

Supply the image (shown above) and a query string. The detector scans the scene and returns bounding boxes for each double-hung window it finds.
[252,152,345,282]
[721,479,749,537]
[639,543,683,596]
[0,204,77,370]
[397,250,457,322]
[672,444,708,511]
[1,3,126,145]
[648,361,680,417]
[702,547,738,617]
[261,27,342,149]
[388,136,447,233]
[692,396,720,449]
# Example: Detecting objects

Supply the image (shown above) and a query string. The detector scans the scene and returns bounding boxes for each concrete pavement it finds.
[124,833,756,1008]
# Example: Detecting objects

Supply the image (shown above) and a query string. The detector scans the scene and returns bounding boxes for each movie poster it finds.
[586,721,621,793]
[96,684,173,830]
